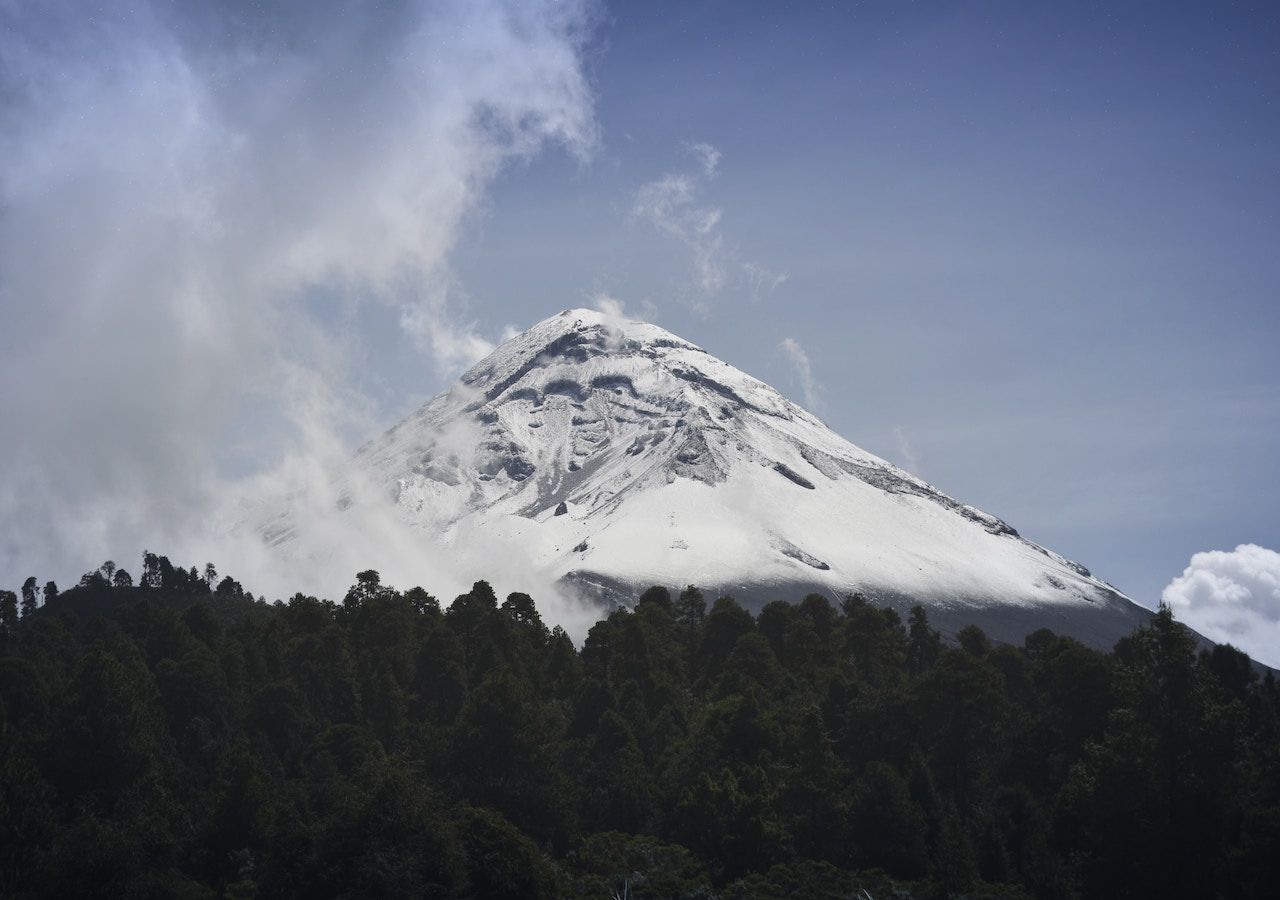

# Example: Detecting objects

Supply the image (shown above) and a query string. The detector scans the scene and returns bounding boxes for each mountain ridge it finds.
[267,307,1153,647]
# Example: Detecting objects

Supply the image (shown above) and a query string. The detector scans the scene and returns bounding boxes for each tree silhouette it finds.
[0,555,1274,897]
[20,577,38,617]
[0,590,17,645]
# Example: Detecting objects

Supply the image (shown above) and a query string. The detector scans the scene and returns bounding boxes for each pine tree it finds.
[675,585,706,627]
[906,605,941,675]
[141,551,160,589]
[0,590,17,646]
[20,576,39,617]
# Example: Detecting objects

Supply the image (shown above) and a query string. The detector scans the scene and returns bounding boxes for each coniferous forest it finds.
[1,555,1279,899]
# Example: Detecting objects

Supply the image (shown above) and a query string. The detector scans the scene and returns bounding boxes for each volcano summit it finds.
[266,308,1151,647]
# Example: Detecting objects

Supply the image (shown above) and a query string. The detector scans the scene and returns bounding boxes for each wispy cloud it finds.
[1163,543,1280,668]
[892,426,922,474]
[398,277,498,375]
[686,141,722,177]
[631,142,786,306]
[631,172,727,295]
[779,337,822,413]
[588,289,658,325]
[0,0,599,605]
[744,262,790,302]
[591,292,629,319]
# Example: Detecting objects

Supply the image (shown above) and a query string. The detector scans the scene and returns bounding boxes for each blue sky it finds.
[1,0,1277,651]
[453,0,1280,608]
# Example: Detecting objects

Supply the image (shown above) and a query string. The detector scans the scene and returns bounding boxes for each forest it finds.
[1,554,1278,899]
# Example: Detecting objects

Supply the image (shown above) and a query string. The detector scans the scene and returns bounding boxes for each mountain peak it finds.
[527,306,678,344]
[454,306,799,429]
[270,307,1152,649]
[458,307,707,389]
[552,305,638,328]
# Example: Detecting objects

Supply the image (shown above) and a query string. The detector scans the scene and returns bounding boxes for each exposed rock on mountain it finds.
[269,307,1153,647]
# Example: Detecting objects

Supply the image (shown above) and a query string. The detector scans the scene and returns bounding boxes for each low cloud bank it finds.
[1162,543,1280,668]
[0,0,600,630]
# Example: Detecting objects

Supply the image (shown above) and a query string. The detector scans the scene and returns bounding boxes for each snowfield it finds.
[268,307,1152,646]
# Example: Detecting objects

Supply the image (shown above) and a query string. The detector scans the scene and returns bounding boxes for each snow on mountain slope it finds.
[266,307,1151,646]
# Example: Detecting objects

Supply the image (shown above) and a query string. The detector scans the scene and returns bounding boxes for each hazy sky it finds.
[1,1,1277,658]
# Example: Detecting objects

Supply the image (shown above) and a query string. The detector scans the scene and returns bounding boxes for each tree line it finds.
[1,552,1277,898]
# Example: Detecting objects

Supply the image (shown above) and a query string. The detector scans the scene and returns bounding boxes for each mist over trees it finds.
[0,553,1277,898]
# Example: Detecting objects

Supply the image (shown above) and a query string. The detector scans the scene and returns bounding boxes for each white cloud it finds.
[586,293,633,349]
[779,337,822,413]
[1162,543,1280,668]
[686,141,722,177]
[893,426,922,474]
[398,278,498,374]
[631,143,786,306]
[744,262,790,301]
[216,376,606,639]
[591,293,628,318]
[0,0,600,615]
[632,172,727,295]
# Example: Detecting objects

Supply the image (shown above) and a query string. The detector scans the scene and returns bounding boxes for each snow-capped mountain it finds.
[269,307,1152,647]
